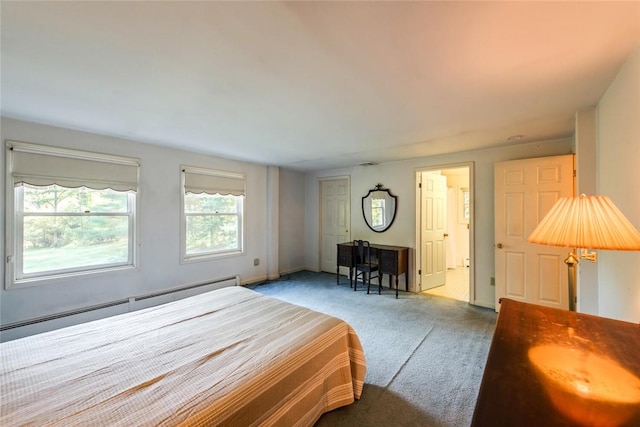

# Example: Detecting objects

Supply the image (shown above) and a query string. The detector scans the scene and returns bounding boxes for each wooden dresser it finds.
[472,298,640,426]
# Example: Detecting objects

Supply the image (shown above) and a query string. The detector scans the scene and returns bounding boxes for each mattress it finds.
[0,286,366,426]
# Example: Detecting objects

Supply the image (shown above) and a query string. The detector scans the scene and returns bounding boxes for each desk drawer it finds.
[379,250,397,272]
[337,245,352,267]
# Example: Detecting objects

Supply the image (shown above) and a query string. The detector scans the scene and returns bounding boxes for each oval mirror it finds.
[362,184,397,232]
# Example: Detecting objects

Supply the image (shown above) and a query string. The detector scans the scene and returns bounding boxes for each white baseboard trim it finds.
[240,274,268,286]
[278,267,306,276]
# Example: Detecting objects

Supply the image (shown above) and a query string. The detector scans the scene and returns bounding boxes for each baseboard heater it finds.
[0,275,239,333]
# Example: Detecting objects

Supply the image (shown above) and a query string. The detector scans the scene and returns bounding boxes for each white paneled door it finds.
[420,172,447,291]
[320,178,350,274]
[494,154,574,310]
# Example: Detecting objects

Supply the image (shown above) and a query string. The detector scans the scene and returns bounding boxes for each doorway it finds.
[416,165,472,303]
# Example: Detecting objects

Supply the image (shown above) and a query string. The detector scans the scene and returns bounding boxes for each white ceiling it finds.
[2,1,639,171]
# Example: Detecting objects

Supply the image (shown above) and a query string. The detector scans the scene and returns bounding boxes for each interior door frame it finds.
[415,162,475,303]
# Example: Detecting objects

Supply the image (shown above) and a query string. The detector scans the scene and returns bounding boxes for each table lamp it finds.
[527,194,640,311]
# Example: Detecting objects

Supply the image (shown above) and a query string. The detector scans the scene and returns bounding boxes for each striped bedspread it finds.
[0,286,366,426]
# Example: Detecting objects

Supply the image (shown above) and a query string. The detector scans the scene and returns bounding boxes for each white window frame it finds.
[181,166,245,263]
[5,141,140,289]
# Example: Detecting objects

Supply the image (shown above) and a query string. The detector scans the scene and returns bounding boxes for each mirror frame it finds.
[362,184,398,233]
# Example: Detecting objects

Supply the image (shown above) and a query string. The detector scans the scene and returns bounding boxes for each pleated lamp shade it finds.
[528,195,640,250]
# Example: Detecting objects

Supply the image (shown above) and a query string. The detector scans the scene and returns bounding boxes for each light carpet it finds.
[248,270,497,427]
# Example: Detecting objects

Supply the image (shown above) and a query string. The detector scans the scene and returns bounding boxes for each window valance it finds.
[8,141,139,191]
[183,166,245,196]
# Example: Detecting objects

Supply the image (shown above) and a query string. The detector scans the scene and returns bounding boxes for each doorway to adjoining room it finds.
[416,166,471,303]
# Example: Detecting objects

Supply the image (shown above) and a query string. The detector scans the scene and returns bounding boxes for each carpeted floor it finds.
[247,270,497,427]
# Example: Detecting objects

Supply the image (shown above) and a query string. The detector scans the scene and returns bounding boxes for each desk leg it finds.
[395,275,399,299]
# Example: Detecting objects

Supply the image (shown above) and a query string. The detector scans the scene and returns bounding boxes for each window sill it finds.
[7,264,137,290]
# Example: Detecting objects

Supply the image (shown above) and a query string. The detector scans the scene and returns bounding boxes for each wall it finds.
[1,118,271,334]
[574,107,598,315]
[305,138,574,309]
[278,168,306,275]
[266,166,280,280]
[596,47,640,323]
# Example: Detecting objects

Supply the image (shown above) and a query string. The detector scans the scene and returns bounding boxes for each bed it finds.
[0,286,366,426]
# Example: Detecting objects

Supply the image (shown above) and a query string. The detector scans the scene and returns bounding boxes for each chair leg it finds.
[378,273,382,295]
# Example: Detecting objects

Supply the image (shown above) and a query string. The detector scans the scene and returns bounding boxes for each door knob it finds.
[444,233,449,237]
[496,243,503,249]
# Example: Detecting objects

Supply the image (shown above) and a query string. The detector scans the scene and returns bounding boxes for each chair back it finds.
[353,240,371,266]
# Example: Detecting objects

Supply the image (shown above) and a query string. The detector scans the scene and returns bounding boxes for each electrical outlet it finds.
[253,258,260,266]
[490,276,495,286]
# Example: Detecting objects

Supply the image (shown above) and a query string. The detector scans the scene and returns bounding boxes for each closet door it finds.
[320,178,350,274]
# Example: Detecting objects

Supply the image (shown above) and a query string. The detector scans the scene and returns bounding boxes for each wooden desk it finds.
[472,298,640,427]
[337,242,409,298]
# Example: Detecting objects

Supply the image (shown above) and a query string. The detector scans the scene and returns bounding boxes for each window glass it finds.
[17,184,134,278]
[184,192,237,214]
[185,194,242,256]
[23,185,129,213]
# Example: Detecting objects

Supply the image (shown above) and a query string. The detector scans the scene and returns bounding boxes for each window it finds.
[182,166,245,261]
[458,186,470,224]
[5,141,139,287]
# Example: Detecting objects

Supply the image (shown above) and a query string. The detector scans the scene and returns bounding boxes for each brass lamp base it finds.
[565,253,578,311]
[565,249,597,311]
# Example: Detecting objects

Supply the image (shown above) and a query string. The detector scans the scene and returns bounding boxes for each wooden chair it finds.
[352,240,382,294]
